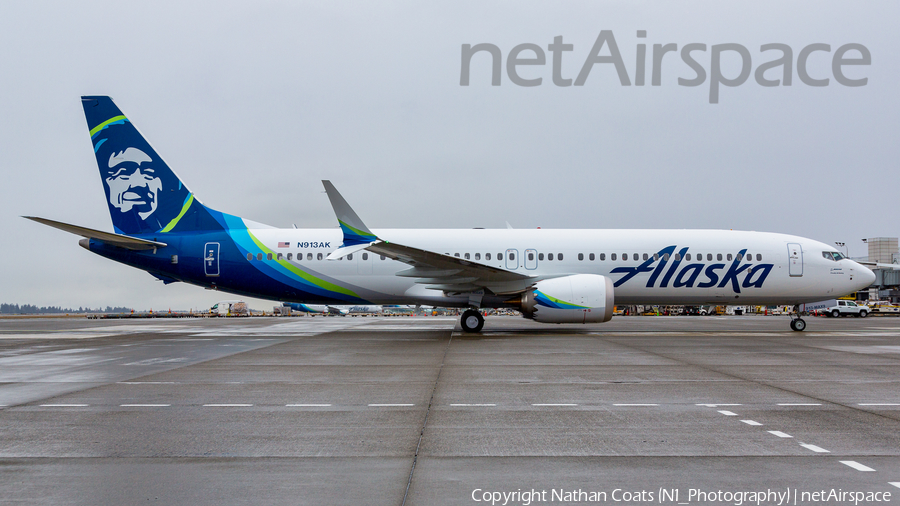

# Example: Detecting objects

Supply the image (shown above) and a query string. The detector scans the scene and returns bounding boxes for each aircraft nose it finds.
[856,263,876,289]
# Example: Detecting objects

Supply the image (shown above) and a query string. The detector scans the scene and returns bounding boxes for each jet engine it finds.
[516,274,615,324]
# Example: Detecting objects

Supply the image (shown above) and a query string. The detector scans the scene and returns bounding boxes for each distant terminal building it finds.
[864,237,900,303]
[866,237,899,264]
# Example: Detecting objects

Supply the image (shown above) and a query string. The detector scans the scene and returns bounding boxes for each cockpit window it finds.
[822,251,845,261]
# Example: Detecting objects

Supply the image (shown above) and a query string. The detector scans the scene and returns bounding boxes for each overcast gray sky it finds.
[2,1,897,311]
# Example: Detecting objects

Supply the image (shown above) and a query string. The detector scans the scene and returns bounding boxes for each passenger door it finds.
[204,242,220,277]
[787,243,803,277]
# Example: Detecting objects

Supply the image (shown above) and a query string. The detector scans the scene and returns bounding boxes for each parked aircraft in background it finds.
[26,97,876,332]
[284,303,383,316]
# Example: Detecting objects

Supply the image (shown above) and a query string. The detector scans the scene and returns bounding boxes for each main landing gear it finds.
[789,305,806,332]
[460,309,484,333]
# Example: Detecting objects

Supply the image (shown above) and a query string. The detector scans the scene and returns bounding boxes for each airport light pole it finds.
[835,242,848,257]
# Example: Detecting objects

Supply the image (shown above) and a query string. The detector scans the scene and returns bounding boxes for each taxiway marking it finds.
[799,443,830,453]
[767,431,792,438]
[117,381,178,385]
[840,461,875,472]
[740,420,763,426]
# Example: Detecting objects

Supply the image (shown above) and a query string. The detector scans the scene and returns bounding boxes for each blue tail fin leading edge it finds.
[82,96,205,235]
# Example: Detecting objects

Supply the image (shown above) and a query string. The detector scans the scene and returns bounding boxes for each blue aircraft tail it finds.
[82,96,209,235]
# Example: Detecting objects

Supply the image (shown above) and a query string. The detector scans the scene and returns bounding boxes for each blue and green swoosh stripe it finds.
[534,290,588,310]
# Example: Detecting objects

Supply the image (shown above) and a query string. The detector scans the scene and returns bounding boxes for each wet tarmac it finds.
[1,315,898,505]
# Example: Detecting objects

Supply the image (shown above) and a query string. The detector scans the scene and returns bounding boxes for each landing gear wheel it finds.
[790,318,806,332]
[460,309,484,333]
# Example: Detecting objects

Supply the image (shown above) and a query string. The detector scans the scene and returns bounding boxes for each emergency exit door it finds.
[524,249,538,270]
[505,249,519,270]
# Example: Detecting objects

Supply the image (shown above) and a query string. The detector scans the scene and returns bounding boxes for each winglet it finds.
[322,181,378,258]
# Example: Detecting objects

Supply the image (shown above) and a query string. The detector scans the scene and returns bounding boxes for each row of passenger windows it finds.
[247,252,388,262]
[247,250,765,263]
[449,252,765,262]
[451,252,517,261]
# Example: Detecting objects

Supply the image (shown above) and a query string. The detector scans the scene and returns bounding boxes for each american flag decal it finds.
[277,242,290,248]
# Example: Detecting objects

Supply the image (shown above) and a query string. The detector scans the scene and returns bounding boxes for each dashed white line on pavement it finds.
[203,403,253,407]
[368,403,414,407]
[889,483,900,490]
[613,403,659,406]
[840,461,876,472]
[285,403,331,407]
[532,403,578,407]
[859,403,900,406]
[778,403,822,406]
[718,410,738,416]
[117,381,178,385]
[120,404,170,407]
[799,443,830,453]
[767,431,792,438]
[450,403,496,407]
[40,404,88,407]
[697,403,742,407]
[740,420,763,426]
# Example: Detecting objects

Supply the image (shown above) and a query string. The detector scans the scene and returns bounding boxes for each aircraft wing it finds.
[24,216,167,250]
[366,240,533,294]
[321,181,534,295]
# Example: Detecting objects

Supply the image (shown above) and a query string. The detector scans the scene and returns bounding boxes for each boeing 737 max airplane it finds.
[26,96,876,332]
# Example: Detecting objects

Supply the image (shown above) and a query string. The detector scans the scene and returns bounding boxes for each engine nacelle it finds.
[518,274,615,324]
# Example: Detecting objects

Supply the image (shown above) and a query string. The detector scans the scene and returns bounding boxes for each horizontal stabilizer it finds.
[24,216,167,250]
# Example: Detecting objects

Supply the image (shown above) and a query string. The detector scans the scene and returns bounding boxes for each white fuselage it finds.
[247,228,874,307]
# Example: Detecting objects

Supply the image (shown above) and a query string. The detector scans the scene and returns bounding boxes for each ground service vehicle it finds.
[824,300,869,318]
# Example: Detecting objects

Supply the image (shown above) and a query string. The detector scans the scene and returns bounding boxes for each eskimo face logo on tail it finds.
[105,147,161,220]
[90,118,191,235]
[610,246,774,293]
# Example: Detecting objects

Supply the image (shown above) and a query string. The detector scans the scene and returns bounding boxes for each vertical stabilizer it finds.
[82,96,197,235]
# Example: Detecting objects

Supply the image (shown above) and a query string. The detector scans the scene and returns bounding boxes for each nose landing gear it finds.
[790,316,806,331]
[790,305,806,331]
